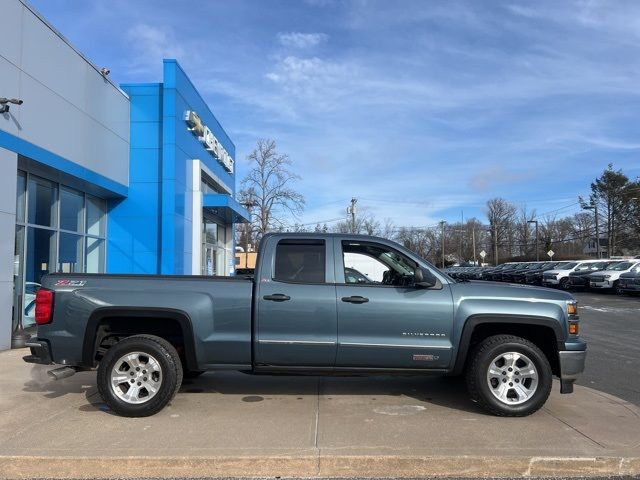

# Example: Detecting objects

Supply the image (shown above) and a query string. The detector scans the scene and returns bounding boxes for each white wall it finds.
[0,147,18,350]
[0,0,130,186]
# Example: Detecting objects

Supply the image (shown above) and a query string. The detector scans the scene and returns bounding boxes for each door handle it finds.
[341,295,369,304]
[263,294,291,302]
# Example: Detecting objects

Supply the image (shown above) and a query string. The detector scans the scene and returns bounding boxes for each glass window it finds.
[342,241,417,287]
[60,187,84,232]
[203,221,218,244]
[86,195,105,236]
[16,171,26,223]
[27,176,56,227]
[274,240,326,283]
[25,227,56,285]
[85,237,105,273]
[58,232,83,273]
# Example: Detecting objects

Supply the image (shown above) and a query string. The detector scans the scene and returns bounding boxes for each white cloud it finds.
[126,24,186,74]
[277,32,328,48]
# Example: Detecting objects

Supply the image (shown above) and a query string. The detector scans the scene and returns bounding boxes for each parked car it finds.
[25,233,585,418]
[506,262,545,283]
[525,262,571,286]
[481,263,514,281]
[567,261,620,289]
[588,260,640,293]
[618,271,640,295]
[543,260,600,290]
[495,263,530,282]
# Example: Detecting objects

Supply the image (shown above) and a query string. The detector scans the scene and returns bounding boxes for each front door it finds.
[335,238,454,369]
[256,238,337,367]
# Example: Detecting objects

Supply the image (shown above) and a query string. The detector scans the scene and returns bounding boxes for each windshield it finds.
[610,261,635,271]
[557,262,577,270]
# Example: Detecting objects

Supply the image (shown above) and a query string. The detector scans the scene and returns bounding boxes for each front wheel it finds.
[466,335,552,417]
[559,277,570,290]
[97,335,183,417]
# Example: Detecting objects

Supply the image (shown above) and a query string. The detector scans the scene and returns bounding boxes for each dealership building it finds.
[0,0,249,350]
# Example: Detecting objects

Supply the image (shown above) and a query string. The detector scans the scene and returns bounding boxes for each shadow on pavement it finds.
[180,371,485,415]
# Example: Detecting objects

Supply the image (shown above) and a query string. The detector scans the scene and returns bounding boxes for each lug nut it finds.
[143,377,147,381]
[137,382,141,386]
[130,379,135,384]
[136,367,140,371]
[509,382,513,386]
[508,367,513,372]
[502,378,507,383]
[502,371,506,375]
[515,379,520,383]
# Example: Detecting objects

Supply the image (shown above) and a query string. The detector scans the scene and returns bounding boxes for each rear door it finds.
[255,237,337,367]
[334,238,454,370]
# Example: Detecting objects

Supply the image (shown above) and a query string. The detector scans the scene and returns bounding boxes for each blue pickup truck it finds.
[25,233,586,417]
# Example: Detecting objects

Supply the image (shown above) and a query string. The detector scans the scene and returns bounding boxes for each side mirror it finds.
[414,267,438,288]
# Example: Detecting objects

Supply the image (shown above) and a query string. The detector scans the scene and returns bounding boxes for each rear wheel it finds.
[466,334,552,417]
[97,335,183,417]
[613,281,623,295]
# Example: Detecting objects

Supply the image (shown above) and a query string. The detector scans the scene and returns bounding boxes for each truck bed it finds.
[38,273,254,370]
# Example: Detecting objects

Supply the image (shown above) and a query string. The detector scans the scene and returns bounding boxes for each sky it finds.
[30,0,640,230]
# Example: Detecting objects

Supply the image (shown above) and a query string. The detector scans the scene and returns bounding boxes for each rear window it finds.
[274,239,326,283]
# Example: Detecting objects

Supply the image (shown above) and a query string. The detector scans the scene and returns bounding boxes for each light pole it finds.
[527,220,539,261]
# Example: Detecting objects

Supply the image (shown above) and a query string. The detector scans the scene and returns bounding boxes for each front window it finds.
[342,241,418,287]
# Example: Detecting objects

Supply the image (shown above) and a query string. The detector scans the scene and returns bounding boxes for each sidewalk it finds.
[1,348,639,478]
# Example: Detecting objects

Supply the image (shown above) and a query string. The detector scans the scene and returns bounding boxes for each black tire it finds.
[559,277,570,290]
[466,334,552,417]
[97,334,183,417]
[613,281,623,295]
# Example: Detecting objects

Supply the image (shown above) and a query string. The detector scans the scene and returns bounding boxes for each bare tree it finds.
[239,139,305,243]
[486,198,517,264]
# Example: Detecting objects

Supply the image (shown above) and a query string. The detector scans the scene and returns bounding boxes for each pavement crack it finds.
[542,407,606,449]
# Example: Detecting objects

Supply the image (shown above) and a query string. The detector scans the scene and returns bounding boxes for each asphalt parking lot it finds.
[571,290,640,405]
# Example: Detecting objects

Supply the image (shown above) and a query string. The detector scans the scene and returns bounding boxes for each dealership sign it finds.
[185,110,234,173]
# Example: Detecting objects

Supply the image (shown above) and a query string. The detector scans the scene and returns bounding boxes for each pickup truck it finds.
[24,233,586,418]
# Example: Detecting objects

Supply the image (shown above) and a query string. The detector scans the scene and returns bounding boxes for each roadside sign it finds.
[547,250,555,259]
[479,250,486,259]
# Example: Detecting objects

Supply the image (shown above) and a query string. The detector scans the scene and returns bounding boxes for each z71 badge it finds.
[54,280,86,287]
[412,354,439,361]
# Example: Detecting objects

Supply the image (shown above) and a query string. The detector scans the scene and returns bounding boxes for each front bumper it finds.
[558,349,587,394]
[23,340,53,365]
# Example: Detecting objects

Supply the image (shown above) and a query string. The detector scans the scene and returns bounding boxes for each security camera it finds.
[100,67,110,76]
[0,98,23,114]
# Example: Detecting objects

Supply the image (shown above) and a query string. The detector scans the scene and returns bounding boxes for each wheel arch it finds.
[453,314,564,376]
[82,307,198,371]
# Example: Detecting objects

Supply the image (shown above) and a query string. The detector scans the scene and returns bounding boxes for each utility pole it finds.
[594,203,601,259]
[440,220,446,268]
[347,198,357,234]
[472,226,477,265]
[493,223,499,265]
[581,198,601,259]
[527,220,539,261]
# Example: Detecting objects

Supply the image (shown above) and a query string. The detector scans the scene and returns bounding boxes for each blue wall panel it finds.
[108,61,239,276]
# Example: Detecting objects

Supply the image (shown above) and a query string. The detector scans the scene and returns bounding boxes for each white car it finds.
[542,260,601,290]
[588,261,640,293]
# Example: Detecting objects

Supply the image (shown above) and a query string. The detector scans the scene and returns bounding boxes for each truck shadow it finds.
[178,371,485,415]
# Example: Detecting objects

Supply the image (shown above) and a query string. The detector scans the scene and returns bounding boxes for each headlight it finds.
[603,275,611,279]
[567,301,578,316]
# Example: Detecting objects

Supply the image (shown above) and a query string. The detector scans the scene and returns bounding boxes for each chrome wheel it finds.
[486,351,538,405]
[110,352,163,404]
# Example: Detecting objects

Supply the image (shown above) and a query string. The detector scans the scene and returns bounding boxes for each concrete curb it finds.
[1,455,640,478]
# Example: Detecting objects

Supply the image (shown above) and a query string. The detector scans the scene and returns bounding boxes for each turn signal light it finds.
[35,289,54,325]
[569,322,579,335]
[567,303,578,315]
